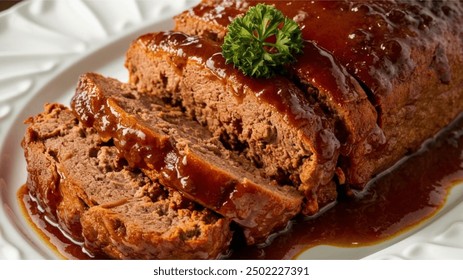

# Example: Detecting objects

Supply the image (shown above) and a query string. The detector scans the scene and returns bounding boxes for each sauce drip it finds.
[18,187,95,260]
[18,112,463,259]
[229,112,463,259]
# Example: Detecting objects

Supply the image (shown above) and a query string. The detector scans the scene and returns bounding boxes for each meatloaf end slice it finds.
[125,31,340,215]
[22,103,232,259]
[71,72,303,244]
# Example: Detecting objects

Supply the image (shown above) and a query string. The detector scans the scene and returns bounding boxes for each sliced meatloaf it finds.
[71,72,304,244]
[174,0,386,187]
[174,0,385,188]
[21,103,232,259]
[125,31,340,215]
[173,0,463,188]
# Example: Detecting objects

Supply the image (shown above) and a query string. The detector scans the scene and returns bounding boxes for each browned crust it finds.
[71,73,303,244]
[22,103,232,259]
[173,0,463,190]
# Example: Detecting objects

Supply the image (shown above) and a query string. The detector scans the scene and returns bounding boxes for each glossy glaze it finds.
[71,73,303,243]
[193,0,462,97]
[182,0,463,189]
[230,112,463,259]
[141,31,341,163]
[18,111,463,259]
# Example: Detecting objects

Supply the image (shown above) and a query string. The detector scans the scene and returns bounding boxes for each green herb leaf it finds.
[222,3,303,78]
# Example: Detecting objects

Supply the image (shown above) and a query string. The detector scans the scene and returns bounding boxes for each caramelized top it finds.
[139,31,341,164]
[71,72,303,244]
[273,1,462,94]
[21,110,463,259]
[192,0,462,96]
[188,0,463,135]
[293,42,362,107]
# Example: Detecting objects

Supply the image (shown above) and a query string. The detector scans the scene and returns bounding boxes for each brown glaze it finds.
[176,1,387,187]
[294,43,360,106]
[231,111,463,259]
[141,31,340,165]
[179,0,463,190]
[193,0,462,100]
[71,73,303,244]
[292,42,385,169]
[190,0,386,99]
[272,0,461,95]
[267,0,463,189]
[18,111,463,259]
[72,81,173,171]
[143,32,331,150]
[17,185,95,260]
[135,31,342,210]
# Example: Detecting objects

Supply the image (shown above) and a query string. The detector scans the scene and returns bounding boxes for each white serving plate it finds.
[1,0,462,260]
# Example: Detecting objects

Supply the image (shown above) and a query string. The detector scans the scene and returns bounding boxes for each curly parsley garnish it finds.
[222,4,303,78]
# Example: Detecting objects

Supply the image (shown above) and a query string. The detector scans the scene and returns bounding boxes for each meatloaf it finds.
[71,72,304,244]
[21,103,232,259]
[125,31,341,215]
[173,0,463,188]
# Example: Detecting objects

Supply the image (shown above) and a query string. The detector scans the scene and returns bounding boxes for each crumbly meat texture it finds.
[21,103,232,259]
[71,72,304,244]
[125,31,340,214]
[173,0,463,188]
[174,0,385,187]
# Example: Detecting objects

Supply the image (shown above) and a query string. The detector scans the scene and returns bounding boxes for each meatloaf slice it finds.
[275,0,463,189]
[174,0,386,188]
[71,72,303,244]
[125,31,340,215]
[174,0,463,188]
[22,103,232,259]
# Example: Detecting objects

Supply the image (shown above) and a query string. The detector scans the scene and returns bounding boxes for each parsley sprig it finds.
[222,4,303,78]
